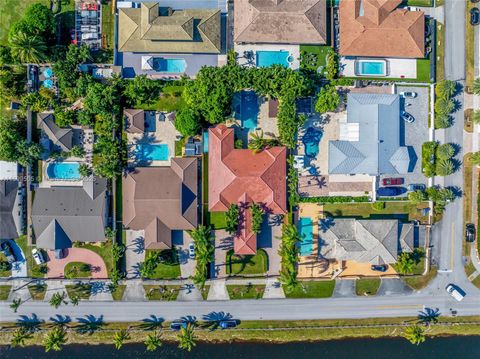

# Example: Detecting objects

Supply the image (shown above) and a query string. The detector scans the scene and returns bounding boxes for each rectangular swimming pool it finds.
[241,91,259,131]
[298,217,314,256]
[135,144,169,161]
[355,60,387,76]
[256,50,291,68]
[158,58,186,73]
[46,162,81,180]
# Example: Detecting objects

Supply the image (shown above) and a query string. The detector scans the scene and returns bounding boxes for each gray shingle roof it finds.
[328,94,412,175]
[37,113,73,152]
[31,178,107,249]
[0,180,22,239]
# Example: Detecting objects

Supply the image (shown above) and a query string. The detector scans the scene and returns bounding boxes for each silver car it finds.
[402,111,415,123]
[188,243,195,259]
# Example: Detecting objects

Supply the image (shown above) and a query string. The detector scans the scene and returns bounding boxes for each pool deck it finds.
[234,44,300,70]
[340,57,417,79]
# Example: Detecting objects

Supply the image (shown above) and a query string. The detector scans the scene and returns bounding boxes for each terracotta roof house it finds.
[208,125,287,255]
[32,178,108,249]
[37,112,73,152]
[0,180,23,240]
[118,3,221,53]
[122,158,198,250]
[234,0,327,45]
[339,0,425,58]
[124,109,145,134]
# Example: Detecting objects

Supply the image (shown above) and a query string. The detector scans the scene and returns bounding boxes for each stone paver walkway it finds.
[46,248,108,279]
[263,278,285,299]
[207,279,229,300]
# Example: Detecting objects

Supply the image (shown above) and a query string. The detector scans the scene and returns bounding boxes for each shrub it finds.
[251,203,264,233]
[314,85,339,113]
[325,49,338,80]
[371,201,385,211]
[436,143,455,160]
[434,98,455,117]
[435,80,456,100]
[54,109,77,127]
[435,159,455,176]
[174,108,200,137]
[225,204,239,235]
[408,190,427,204]
[299,196,370,203]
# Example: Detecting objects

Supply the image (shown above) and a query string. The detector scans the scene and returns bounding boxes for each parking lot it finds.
[378,85,430,197]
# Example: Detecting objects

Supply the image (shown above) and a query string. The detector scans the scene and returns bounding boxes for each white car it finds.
[400,91,417,98]
[31,248,45,265]
[188,243,195,259]
[446,284,465,301]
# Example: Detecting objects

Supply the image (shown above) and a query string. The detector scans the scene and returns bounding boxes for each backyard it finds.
[226,249,268,276]
[101,1,114,51]
[299,45,332,73]
[285,280,335,299]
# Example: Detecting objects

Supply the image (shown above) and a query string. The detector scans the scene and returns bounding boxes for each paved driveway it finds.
[333,279,355,297]
[7,239,27,278]
[46,248,108,279]
[376,278,412,296]
[172,231,196,279]
[125,230,145,279]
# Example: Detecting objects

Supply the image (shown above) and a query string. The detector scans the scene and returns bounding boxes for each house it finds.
[208,124,287,255]
[0,180,23,240]
[37,112,73,152]
[328,93,412,176]
[0,161,18,181]
[31,178,108,249]
[318,218,424,265]
[124,109,145,134]
[234,0,327,45]
[339,0,424,59]
[118,3,221,54]
[122,158,198,249]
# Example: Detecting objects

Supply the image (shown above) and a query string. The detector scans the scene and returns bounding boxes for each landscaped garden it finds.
[284,280,335,299]
[28,283,47,300]
[355,278,381,296]
[64,262,92,278]
[144,285,181,301]
[299,45,332,73]
[0,285,11,300]
[74,242,114,276]
[111,285,126,301]
[226,284,265,299]
[65,283,91,300]
[226,249,268,276]
[141,249,181,279]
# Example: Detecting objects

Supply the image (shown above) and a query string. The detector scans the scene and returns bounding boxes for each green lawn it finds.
[200,285,210,300]
[436,21,445,82]
[403,266,438,290]
[299,45,332,73]
[227,284,265,299]
[416,59,431,83]
[208,211,227,229]
[136,96,185,112]
[65,284,92,300]
[0,254,11,278]
[285,281,335,299]
[466,2,477,89]
[27,284,47,300]
[145,249,181,279]
[101,2,114,50]
[404,0,432,6]
[175,139,184,156]
[64,262,92,279]
[111,285,126,301]
[144,285,181,301]
[355,279,381,296]
[74,242,113,276]
[226,249,268,276]
[0,285,11,300]
[323,202,430,223]
[16,236,48,278]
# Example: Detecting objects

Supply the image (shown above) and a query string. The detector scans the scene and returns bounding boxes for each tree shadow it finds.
[137,315,164,330]
[201,311,233,331]
[49,314,72,327]
[16,314,44,332]
[180,315,197,327]
[90,281,109,295]
[418,307,440,326]
[447,186,463,199]
[75,314,105,335]
[130,236,145,254]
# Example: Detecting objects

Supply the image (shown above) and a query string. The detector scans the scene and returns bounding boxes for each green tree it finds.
[473,110,480,124]
[70,145,85,158]
[473,78,480,95]
[371,201,385,211]
[434,114,451,129]
[43,327,67,352]
[434,98,455,117]
[251,203,264,233]
[396,253,415,274]
[144,331,162,352]
[112,242,125,263]
[22,3,56,38]
[325,49,338,80]
[190,225,214,288]
[9,31,47,64]
[70,295,79,306]
[278,223,300,291]
[54,109,77,128]
[0,45,12,66]
[471,151,480,165]
[9,298,22,313]
[93,136,121,179]
[225,204,239,235]
[436,143,455,160]
[10,327,32,347]
[113,329,130,350]
[408,190,427,204]
[404,325,426,345]
[248,130,267,153]
[314,85,340,113]
[78,163,91,178]
[123,75,162,106]
[174,107,200,136]
[435,159,455,176]
[435,80,456,100]
[177,324,196,352]
[280,269,299,294]
[49,292,67,309]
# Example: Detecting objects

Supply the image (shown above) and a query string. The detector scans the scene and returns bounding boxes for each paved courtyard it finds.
[46,248,108,279]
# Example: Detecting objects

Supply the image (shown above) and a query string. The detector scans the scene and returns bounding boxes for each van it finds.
[446,284,465,301]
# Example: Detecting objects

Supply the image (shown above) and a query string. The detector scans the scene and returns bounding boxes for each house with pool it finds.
[117,2,226,78]
[338,0,426,80]
[208,124,287,255]
[233,0,327,70]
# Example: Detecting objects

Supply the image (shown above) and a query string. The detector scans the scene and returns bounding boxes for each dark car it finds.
[170,321,188,331]
[0,242,16,264]
[466,223,475,243]
[219,320,237,329]
[377,187,406,196]
[382,177,404,186]
[371,264,388,272]
[408,183,426,192]
[471,8,480,25]
[54,249,65,259]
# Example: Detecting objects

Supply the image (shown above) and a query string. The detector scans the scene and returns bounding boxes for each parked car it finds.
[377,187,406,196]
[54,248,65,259]
[31,248,45,265]
[219,320,237,329]
[466,223,475,243]
[402,111,415,123]
[170,321,188,331]
[371,264,388,272]
[446,284,465,301]
[471,0,479,3]
[382,177,404,186]
[399,91,417,98]
[188,243,195,259]
[408,183,426,192]
[471,8,480,26]
[0,242,16,264]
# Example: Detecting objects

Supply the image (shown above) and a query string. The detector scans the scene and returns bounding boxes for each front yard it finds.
[16,236,48,278]
[285,280,335,299]
[227,284,265,299]
[74,242,114,276]
[208,211,227,229]
[355,278,381,296]
[226,249,268,276]
[65,283,92,300]
[144,285,181,301]
[144,249,181,279]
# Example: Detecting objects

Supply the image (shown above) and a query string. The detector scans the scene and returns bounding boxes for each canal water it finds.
[1,336,480,359]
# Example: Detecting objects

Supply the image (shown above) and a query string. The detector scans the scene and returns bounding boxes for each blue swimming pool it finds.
[241,91,258,131]
[46,162,81,180]
[203,131,209,153]
[43,67,53,78]
[256,50,290,68]
[355,60,386,76]
[158,58,186,73]
[43,79,54,89]
[298,217,314,256]
[302,127,322,158]
[135,144,169,161]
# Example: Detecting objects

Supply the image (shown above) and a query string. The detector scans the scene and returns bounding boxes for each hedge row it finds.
[299,196,370,203]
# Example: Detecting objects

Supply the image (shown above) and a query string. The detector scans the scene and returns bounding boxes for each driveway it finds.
[376,278,412,296]
[7,239,27,278]
[333,279,355,297]
[46,248,108,279]
[172,231,196,279]
[125,229,145,279]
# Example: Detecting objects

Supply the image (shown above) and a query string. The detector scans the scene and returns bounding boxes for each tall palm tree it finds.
[396,253,415,274]
[404,325,426,345]
[248,130,266,153]
[9,31,47,64]
[471,152,480,166]
[10,298,22,313]
[49,292,67,309]
[280,270,299,294]
[113,329,130,350]
[144,331,162,352]
[10,327,32,347]
[177,323,196,352]
[473,78,480,95]
[43,327,67,352]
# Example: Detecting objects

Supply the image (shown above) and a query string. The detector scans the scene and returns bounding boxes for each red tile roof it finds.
[208,125,287,254]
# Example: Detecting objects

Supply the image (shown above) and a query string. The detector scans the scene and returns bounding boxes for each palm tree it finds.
[407,190,427,205]
[472,110,480,124]
[396,253,415,274]
[177,323,196,352]
[248,130,266,153]
[404,325,426,345]
[473,77,480,95]
[435,80,456,99]
[70,295,79,306]
[144,331,162,352]
[10,327,32,347]
[280,270,299,294]
[471,152,480,166]
[49,292,66,309]
[9,31,47,64]
[436,143,455,160]
[113,329,130,350]
[435,159,455,176]
[43,327,67,352]
[10,298,22,313]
